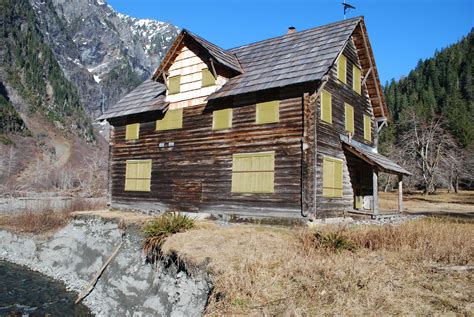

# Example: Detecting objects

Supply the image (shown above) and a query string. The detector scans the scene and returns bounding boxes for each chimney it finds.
[287,26,296,34]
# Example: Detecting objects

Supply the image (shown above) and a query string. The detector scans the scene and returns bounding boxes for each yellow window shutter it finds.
[125,160,152,192]
[321,90,332,124]
[168,75,181,95]
[344,103,354,133]
[353,66,361,94]
[125,123,140,140]
[364,114,372,142]
[322,157,343,198]
[256,101,279,124]
[334,160,343,197]
[156,108,183,131]
[201,68,215,87]
[212,108,232,130]
[232,152,275,193]
[125,161,138,191]
[337,54,347,84]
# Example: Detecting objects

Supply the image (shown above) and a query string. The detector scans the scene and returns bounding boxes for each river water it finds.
[0,261,92,316]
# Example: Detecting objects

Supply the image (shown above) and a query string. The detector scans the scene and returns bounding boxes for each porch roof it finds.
[342,141,411,176]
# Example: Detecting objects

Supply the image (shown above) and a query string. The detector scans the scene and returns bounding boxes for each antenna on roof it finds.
[342,0,356,19]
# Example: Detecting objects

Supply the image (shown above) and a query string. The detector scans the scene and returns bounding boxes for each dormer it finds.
[152,30,243,109]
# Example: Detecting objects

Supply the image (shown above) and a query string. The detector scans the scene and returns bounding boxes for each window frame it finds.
[212,108,233,130]
[124,159,152,192]
[201,68,216,88]
[156,108,183,131]
[256,100,280,125]
[322,156,343,198]
[125,123,140,141]
[353,65,361,95]
[337,54,347,84]
[168,75,181,95]
[344,103,354,134]
[231,151,275,194]
[320,90,332,124]
[363,114,372,142]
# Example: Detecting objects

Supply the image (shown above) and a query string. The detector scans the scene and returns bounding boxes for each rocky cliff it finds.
[32,0,179,117]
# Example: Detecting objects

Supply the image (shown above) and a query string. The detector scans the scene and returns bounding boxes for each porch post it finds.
[398,174,403,213]
[372,170,379,215]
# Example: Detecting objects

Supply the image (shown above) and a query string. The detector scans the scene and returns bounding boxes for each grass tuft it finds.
[142,211,195,261]
[311,229,356,252]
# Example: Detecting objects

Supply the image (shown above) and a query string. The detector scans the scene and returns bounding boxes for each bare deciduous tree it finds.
[399,111,456,194]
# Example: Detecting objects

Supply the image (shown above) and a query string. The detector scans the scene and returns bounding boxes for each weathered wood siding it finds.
[315,37,374,217]
[109,86,305,217]
[166,45,228,109]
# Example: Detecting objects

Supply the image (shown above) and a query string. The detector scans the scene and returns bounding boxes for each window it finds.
[231,152,275,193]
[364,114,372,142]
[337,54,347,84]
[256,101,279,124]
[125,123,140,140]
[168,75,181,95]
[213,108,232,130]
[344,103,354,134]
[156,108,183,131]
[125,160,152,192]
[201,68,215,87]
[353,65,361,94]
[321,90,332,124]
[322,156,343,198]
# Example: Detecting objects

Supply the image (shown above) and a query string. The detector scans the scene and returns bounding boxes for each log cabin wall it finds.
[109,85,307,218]
[166,45,228,109]
[315,37,375,217]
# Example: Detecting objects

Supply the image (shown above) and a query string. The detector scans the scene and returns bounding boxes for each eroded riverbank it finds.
[0,216,211,316]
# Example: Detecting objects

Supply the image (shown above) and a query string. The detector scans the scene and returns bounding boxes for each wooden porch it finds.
[342,141,411,218]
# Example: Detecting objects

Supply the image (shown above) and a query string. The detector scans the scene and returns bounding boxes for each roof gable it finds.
[152,29,243,83]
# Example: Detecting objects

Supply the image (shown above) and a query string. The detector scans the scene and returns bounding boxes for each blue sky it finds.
[108,0,473,84]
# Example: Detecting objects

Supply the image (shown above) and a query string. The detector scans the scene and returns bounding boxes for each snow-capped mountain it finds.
[30,0,179,117]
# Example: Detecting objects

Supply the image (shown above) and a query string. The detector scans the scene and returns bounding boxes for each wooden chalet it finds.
[98,17,411,219]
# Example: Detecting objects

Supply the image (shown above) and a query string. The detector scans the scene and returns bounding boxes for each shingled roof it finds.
[186,30,243,74]
[97,79,168,120]
[342,141,411,176]
[101,16,388,121]
[207,17,362,100]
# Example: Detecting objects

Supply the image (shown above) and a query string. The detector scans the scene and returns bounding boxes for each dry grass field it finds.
[163,218,474,316]
[380,190,474,215]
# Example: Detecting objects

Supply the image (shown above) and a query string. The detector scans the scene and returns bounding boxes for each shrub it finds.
[311,229,356,252]
[142,212,195,261]
[0,209,71,233]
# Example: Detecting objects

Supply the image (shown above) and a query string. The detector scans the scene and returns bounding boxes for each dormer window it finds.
[201,68,215,87]
[337,54,347,84]
[168,75,181,95]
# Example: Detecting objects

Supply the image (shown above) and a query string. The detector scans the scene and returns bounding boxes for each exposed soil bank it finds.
[0,217,211,316]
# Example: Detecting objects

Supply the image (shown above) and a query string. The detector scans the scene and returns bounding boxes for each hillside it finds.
[0,0,177,195]
[380,30,474,192]
[33,0,179,117]
[382,30,473,148]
